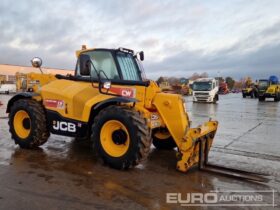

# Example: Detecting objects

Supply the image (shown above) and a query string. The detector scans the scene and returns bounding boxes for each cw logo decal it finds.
[109,87,136,98]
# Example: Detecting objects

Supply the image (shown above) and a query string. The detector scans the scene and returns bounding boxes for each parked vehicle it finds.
[0,84,16,94]
[6,48,219,174]
[219,82,229,94]
[192,78,219,103]
[258,75,280,102]
[242,78,258,98]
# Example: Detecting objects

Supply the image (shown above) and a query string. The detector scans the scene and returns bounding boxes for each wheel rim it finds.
[154,130,171,139]
[100,120,130,157]
[13,110,31,139]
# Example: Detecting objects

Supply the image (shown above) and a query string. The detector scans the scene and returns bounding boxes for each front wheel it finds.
[91,106,151,170]
[213,94,219,103]
[9,99,50,148]
[152,128,177,150]
[254,91,259,98]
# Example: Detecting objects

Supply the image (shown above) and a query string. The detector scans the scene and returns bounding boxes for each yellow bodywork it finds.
[24,72,218,173]
[242,87,252,93]
[242,77,255,95]
[16,72,57,92]
[159,81,172,91]
[0,75,6,84]
[266,84,280,94]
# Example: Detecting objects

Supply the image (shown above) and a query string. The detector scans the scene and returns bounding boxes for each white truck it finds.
[0,84,17,94]
[192,78,219,103]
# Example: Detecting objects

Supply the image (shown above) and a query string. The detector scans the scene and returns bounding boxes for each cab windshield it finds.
[193,81,213,91]
[78,50,141,81]
[258,80,269,89]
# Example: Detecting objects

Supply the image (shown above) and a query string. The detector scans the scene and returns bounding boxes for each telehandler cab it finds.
[258,76,280,102]
[7,46,268,182]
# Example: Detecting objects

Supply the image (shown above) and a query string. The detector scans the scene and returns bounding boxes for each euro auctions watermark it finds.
[166,190,277,207]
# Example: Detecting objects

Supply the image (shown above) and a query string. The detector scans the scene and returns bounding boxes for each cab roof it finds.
[76,47,134,57]
[195,78,215,82]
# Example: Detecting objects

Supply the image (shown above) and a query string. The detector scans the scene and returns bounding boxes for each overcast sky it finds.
[1,0,280,79]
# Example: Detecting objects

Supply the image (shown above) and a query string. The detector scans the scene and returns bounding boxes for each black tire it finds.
[9,99,50,148]
[91,105,151,170]
[274,94,280,102]
[254,90,259,98]
[259,96,265,101]
[213,94,219,103]
[250,91,254,98]
[152,128,176,150]
[242,93,246,98]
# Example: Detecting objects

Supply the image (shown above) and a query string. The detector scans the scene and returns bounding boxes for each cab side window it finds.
[116,52,140,81]
[76,51,120,80]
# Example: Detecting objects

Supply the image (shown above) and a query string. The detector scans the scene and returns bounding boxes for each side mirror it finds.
[79,54,91,76]
[31,57,42,68]
[134,51,144,61]
[139,51,144,61]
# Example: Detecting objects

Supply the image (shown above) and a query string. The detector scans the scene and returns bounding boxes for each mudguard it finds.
[6,92,39,113]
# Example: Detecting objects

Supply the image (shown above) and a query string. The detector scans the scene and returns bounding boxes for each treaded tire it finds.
[259,96,265,101]
[250,91,254,98]
[91,105,151,170]
[254,90,259,98]
[152,128,177,150]
[274,93,280,102]
[9,99,50,148]
[213,94,219,103]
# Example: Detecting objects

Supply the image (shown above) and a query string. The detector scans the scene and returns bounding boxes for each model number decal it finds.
[44,99,65,109]
[53,121,76,133]
[29,80,40,85]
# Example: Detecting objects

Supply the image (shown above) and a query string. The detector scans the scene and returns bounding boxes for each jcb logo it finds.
[53,121,76,133]
[121,90,133,97]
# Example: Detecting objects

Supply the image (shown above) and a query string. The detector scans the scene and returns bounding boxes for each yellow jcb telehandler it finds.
[6,46,267,181]
[242,77,258,98]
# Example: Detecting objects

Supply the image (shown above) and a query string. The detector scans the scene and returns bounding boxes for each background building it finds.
[0,74,6,84]
[0,64,73,84]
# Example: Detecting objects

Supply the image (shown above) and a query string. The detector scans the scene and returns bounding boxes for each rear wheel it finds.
[242,93,246,98]
[9,99,50,148]
[250,91,254,98]
[91,105,151,169]
[152,128,176,150]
